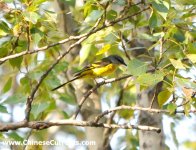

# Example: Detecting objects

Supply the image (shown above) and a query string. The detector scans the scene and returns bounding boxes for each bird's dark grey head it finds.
[103,55,127,66]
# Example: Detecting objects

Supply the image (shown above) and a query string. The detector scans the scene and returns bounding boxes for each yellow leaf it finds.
[96,44,111,56]
[12,24,21,36]
[170,59,186,69]
[187,54,196,63]
[158,90,172,107]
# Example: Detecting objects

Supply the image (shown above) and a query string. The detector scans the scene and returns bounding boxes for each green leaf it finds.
[107,10,117,20]
[83,2,97,17]
[8,132,23,141]
[0,21,10,36]
[172,28,185,42]
[20,76,31,94]
[152,0,170,20]
[33,0,48,5]
[31,102,50,118]
[96,44,111,56]
[59,94,76,105]
[170,59,186,69]
[9,56,23,69]
[187,54,196,63]
[176,0,196,5]
[0,105,8,113]
[3,94,26,104]
[138,33,158,41]
[64,0,76,6]
[176,77,196,89]
[128,59,148,76]
[23,11,41,24]
[116,0,126,5]
[44,9,57,23]
[54,61,68,73]
[79,44,92,65]
[45,74,61,89]
[84,10,103,23]
[184,103,191,116]
[3,0,14,2]
[149,11,158,28]
[104,33,117,43]
[3,77,12,93]
[158,90,172,107]
[31,28,44,45]
[167,103,177,114]
[187,42,196,54]
[136,72,164,86]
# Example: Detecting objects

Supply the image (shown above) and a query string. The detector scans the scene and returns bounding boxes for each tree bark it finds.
[137,83,166,150]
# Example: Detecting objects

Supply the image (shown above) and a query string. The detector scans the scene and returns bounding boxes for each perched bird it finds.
[52,55,127,91]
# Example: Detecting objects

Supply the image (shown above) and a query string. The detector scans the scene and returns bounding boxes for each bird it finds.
[51,54,127,91]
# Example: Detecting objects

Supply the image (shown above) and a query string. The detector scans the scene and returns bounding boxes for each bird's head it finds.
[103,55,127,66]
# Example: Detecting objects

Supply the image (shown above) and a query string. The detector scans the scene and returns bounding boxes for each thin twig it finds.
[94,105,196,123]
[149,85,158,108]
[119,32,131,60]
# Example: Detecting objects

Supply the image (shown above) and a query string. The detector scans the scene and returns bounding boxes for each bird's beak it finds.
[122,62,127,66]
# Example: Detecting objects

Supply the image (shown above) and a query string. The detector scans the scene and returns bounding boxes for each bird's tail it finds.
[51,76,81,91]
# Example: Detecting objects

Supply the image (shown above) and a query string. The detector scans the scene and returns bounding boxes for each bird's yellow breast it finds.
[92,64,117,77]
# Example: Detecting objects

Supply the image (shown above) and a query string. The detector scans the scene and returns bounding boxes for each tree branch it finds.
[94,105,196,123]
[0,119,161,133]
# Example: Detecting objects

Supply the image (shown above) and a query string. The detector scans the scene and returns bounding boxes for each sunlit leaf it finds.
[187,54,196,63]
[167,103,177,114]
[136,72,164,86]
[170,59,186,69]
[23,11,41,24]
[79,44,92,65]
[183,103,191,116]
[96,44,111,55]
[158,90,172,107]
[3,93,26,104]
[187,42,196,54]
[12,24,21,36]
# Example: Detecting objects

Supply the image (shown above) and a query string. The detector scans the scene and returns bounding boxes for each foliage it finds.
[0,0,195,149]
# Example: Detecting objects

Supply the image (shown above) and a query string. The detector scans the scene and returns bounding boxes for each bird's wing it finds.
[74,61,111,77]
